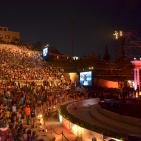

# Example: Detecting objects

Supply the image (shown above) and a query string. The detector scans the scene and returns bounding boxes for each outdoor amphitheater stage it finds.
[59,98,141,141]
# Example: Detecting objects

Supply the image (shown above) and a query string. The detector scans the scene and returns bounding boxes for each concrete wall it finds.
[96,79,119,88]
[69,72,79,83]
[0,31,20,42]
[67,72,119,89]
[61,115,121,141]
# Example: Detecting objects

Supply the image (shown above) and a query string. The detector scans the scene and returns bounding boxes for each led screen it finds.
[80,71,92,86]
[43,48,48,57]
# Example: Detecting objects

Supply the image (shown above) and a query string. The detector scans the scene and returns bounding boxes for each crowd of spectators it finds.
[0,80,85,141]
[0,44,75,141]
[0,44,70,89]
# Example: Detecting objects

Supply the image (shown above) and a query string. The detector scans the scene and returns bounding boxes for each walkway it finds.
[23,99,78,141]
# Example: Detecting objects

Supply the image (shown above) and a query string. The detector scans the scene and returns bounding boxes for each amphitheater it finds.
[1,43,141,141]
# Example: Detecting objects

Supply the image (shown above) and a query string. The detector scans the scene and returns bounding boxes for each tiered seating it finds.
[0,44,70,88]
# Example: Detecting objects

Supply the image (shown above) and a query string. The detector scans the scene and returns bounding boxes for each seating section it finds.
[0,44,70,88]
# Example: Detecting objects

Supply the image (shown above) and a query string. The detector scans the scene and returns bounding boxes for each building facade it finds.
[0,26,20,43]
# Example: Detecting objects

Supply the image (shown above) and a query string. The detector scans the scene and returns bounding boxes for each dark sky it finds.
[0,0,141,57]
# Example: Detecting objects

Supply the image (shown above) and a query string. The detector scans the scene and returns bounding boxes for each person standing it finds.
[25,105,31,125]
[31,106,36,128]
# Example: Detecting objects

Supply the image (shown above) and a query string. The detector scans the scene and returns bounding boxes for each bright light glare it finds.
[59,112,63,123]
[113,31,119,40]
[113,30,123,40]
[119,31,123,36]
[72,124,83,136]
[37,114,43,119]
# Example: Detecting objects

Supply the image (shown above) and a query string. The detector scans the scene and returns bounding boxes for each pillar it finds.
[131,60,141,91]
[136,68,140,87]
[134,68,140,90]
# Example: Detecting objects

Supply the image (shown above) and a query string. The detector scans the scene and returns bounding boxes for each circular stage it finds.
[60,98,141,141]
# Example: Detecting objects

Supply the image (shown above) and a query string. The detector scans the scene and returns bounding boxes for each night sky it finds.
[0,0,141,57]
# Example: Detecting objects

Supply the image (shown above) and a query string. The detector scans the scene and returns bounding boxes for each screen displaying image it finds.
[43,48,48,57]
[80,71,92,86]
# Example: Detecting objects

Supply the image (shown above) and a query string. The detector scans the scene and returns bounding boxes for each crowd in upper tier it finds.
[0,44,71,89]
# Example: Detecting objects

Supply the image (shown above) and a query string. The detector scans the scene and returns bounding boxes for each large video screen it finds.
[80,71,93,86]
[43,48,48,57]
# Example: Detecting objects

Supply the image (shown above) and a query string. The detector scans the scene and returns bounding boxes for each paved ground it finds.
[24,109,77,141]
[44,112,77,141]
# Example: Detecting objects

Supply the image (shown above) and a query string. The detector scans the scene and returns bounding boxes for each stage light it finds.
[113,30,123,40]
[113,31,118,40]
